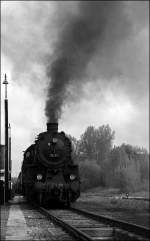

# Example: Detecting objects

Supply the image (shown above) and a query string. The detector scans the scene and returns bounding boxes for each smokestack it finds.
[47,123,58,133]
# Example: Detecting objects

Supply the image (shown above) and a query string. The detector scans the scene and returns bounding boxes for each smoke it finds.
[2,1,148,123]
[1,2,56,95]
[2,2,148,176]
[45,1,133,122]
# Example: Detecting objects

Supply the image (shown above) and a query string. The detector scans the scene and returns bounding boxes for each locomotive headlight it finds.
[52,138,57,143]
[70,174,76,181]
[37,174,42,181]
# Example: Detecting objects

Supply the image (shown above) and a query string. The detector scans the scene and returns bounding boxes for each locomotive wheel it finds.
[66,191,71,207]
[25,186,35,203]
[37,192,43,206]
[66,201,70,207]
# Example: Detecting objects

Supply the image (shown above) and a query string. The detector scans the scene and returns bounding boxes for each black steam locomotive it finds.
[17,123,80,206]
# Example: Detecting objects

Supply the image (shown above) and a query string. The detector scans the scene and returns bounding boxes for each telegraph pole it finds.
[0,75,1,145]
[3,74,9,203]
[8,123,11,199]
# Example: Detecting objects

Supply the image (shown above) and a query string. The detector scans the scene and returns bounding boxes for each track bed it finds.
[40,207,150,240]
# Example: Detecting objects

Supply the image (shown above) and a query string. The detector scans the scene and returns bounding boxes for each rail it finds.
[39,206,149,241]
[122,196,150,201]
[39,207,91,241]
[70,207,150,239]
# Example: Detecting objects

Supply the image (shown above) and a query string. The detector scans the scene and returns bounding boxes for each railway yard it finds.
[1,192,149,241]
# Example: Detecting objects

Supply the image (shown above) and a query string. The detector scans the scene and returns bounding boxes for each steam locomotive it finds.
[17,123,80,206]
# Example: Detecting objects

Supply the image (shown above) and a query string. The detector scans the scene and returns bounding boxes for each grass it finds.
[73,186,150,227]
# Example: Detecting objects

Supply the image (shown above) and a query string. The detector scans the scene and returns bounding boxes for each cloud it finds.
[1,80,47,175]
[1,1,149,176]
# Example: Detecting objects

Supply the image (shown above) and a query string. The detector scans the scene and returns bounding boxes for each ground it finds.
[73,187,149,228]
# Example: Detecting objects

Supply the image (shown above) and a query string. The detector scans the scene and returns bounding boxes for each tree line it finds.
[68,125,149,192]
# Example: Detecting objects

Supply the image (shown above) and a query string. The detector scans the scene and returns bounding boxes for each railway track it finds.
[122,196,150,201]
[39,206,150,241]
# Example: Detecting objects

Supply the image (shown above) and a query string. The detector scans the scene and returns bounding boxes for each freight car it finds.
[18,123,80,206]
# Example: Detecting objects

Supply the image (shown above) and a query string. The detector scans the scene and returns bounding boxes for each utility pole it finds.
[3,74,9,203]
[0,74,1,145]
[8,123,11,199]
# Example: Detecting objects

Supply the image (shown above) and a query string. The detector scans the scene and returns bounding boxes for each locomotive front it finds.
[21,123,80,206]
[36,123,71,168]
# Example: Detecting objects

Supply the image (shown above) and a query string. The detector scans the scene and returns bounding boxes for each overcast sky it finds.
[1,1,149,177]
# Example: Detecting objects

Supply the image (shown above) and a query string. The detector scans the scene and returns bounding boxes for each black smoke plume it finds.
[45,1,131,122]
